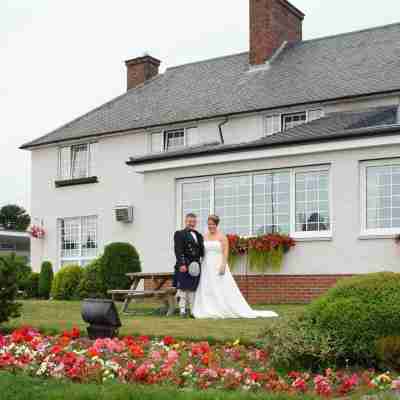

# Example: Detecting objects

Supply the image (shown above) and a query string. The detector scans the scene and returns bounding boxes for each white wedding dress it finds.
[192,240,278,319]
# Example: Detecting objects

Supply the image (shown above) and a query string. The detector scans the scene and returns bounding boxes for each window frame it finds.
[360,158,400,238]
[164,128,187,151]
[58,142,95,180]
[176,165,332,240]
[57,215,99,269]
[263,108,324,136]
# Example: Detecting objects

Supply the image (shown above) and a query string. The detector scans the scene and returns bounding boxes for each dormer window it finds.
[149,127,198,153]
[264,108,323,136]
[282,112,307,130]
[165,129,186,150]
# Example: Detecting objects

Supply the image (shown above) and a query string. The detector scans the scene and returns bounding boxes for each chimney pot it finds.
[125,55,161,90]
[250,0,305,65]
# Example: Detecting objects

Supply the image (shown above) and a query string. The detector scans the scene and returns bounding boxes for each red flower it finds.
[50,345,64,355]
[129,344,145,358]
[162,336,175,346]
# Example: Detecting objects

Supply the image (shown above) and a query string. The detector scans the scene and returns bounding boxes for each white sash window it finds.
[58,143,96,180]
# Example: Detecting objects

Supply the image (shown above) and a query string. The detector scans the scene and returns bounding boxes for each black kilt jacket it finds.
[173,229,205,291]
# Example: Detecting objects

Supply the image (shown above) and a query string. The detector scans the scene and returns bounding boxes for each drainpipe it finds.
[218,117,229,144]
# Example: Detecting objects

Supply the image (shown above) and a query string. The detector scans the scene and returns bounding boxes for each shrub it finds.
[100,242,141,293]
[0,253,31,290]
[376,336,400,371]
[38,261,54,299]
[304,272,400,364]
[0,255,21,324]
[51,265,83,300]
[22,272,40,298]
[77,258,106,299]
[263,316,338,370]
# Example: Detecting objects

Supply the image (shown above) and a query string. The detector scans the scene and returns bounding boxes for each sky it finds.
[1,0,399,211]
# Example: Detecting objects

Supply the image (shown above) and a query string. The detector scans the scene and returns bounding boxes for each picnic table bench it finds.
[108,272,177,316]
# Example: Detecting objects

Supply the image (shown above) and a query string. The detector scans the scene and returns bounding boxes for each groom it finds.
[173,213,204,317]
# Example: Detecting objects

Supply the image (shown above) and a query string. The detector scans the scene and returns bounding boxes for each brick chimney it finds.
[125,55,161,90]
[250,0,305,65]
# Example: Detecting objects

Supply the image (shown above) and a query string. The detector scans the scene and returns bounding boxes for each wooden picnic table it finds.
[108,272,177,316]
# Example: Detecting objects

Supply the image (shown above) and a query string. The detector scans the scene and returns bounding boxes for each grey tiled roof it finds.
[127,106,400,165]
[22,23,400,149]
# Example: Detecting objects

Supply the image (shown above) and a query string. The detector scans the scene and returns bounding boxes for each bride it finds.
[192,215,278,319]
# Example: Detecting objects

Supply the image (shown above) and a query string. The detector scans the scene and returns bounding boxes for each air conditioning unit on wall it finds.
[114,204,134,223]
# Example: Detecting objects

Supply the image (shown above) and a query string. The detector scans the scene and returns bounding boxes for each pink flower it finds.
[167,350,179,364]
[150,351,162,362]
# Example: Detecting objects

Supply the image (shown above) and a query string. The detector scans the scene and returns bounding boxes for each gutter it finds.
[20,89,400,150]
[126,124,400,166]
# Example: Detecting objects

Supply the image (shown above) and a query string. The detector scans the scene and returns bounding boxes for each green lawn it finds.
[3,300,304,342]
[0,372,320,400]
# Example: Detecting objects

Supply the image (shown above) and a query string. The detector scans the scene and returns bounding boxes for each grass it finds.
[3,300,304,342]
[0,372,386,400]
[0,372,316,400]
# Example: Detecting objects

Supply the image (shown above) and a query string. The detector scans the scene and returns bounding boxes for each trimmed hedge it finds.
[304,272,400,364]
[100,242,141,293]
[51,265,83,300]
[38,261,54,299]
[0,255,21,324]
[77,258,106,299]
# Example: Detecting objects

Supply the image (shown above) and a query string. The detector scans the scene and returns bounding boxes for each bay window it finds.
[177,166,331,238]
[361,159,400,235]
[58,215,98,267]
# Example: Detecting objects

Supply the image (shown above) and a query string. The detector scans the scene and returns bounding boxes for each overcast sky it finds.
[1,0,399,210]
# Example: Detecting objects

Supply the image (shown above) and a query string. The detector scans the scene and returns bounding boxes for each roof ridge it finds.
[166,51,248,72]
[302,21,400,45]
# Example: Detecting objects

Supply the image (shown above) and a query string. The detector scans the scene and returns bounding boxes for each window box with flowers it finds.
[227,233,295,273]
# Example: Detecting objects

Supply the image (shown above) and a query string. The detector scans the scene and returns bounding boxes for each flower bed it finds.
[0,327,399,397]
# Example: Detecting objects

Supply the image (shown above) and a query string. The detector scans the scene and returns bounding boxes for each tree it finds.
[38,261,54,299]
[0,255,22,324]
[0,204,31,231]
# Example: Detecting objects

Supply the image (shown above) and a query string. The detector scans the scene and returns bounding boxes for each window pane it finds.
[265,115,280,135]
[166,129,185,150]
[253,172,290,235]
[59,216,98,266]
[215,175,251,235]
[71,144,89,178]
[366,164,400,229]
[282,112,307,131]
[151,132,163,153]
[295,171,330,232]
[81,216,98,257]
[60,217,81,258]
[308,109,323,122]
[59,147,71,179]
[182,181,210,234]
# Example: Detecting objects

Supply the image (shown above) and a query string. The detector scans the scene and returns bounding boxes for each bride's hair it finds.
[208,215,220,226]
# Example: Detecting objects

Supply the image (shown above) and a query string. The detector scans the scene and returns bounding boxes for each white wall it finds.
[30,95,400,273]
[140,143,400,276]
[30,131,147,271]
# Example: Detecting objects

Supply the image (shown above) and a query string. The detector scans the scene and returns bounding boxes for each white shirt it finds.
[190,231,198,243]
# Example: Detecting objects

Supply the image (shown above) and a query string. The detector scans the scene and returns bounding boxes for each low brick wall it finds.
[145,274,353,304]
[234,274,353,304]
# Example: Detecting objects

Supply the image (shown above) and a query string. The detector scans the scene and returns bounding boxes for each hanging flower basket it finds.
[29,225,45,239]
[227,233,295,273]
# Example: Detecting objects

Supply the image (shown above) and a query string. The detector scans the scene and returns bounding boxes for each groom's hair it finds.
[185,213,197,219]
